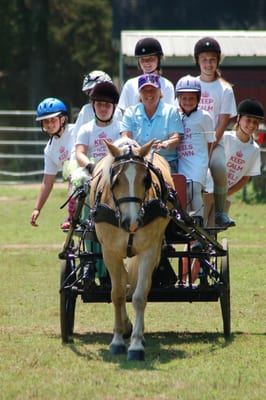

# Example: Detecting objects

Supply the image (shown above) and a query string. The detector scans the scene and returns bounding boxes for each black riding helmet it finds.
[90,81,119,123]
[237,98,264,120]
[194,37,221,65]
[90,81,119,104]
[134,37,163,72]
[135,37,163,57]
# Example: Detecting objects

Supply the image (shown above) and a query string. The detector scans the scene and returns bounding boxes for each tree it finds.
[0,0,117,113]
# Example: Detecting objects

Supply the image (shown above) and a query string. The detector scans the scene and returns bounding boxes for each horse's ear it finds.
[103,139,121,158]
[139,140,154,158]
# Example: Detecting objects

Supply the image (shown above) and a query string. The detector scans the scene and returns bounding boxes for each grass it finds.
[0,182,265,400]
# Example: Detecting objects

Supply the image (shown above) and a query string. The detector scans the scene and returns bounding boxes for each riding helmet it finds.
[194,37,221,63]
[134,37,163,57]
[36,98,68,121]
[90,81,119,104]
[237,98,264,120]
[82,70,112,93]
[176,75,201,94]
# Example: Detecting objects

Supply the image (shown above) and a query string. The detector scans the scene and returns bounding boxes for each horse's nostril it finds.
[121,218,130,232]
[121,217,139,233]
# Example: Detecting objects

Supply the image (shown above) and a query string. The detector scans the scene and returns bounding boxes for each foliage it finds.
[0,0,116,111]
[49,0,116,110]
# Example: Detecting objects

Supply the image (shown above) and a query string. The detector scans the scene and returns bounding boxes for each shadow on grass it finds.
[59,330,243,369]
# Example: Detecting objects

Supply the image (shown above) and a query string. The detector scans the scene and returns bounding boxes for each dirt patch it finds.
[7,182,67,190]
[0,243,62,249]
[0,196,15,201]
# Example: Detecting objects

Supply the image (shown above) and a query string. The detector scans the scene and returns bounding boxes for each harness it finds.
[89,148,177,257]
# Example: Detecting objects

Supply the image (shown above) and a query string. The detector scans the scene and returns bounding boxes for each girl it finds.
[176,75,215,223]
[204,98,263,226]
[194,36,237,227]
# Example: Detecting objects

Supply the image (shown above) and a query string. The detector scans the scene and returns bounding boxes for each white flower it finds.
[70,167,90,190]
[62,160,79,180]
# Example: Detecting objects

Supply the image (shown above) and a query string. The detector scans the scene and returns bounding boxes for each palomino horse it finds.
[89,138,176,360]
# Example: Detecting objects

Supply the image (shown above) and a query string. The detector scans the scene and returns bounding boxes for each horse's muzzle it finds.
[120,215,144,233]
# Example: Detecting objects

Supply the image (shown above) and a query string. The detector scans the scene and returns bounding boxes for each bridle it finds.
[109,147,152,221]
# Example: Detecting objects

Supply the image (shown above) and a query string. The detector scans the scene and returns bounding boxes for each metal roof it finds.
[121,30,266,66]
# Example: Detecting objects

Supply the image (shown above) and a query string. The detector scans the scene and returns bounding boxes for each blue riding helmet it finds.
[36,98,68,121]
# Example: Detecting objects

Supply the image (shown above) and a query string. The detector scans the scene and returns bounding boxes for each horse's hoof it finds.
[127,349,145,361]
[110,344,127,355]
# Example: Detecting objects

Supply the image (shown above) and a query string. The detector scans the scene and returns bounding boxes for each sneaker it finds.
[215,212,236,228]
[191,240,203,252]
[60,219,70,230]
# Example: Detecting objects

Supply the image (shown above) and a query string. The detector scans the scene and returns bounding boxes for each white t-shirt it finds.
[178,109,215,185]
[72,103,122,138]
[75,119,121,162]
[118,75,175,111]
[205,130,261,195]
[44,124,76,175]
[197,78,237,126]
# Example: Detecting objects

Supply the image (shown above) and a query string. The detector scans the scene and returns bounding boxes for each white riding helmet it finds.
[82,70,112,93]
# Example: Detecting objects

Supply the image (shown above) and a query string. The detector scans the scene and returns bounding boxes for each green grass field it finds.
[0,183,265,400]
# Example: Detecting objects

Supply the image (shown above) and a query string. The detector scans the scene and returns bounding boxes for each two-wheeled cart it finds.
[59,175,230,344]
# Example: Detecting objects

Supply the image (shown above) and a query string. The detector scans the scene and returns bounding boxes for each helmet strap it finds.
[137,55,161,74]
[93,103,115,124]
[180,105,198,117]
[41,115,66,144]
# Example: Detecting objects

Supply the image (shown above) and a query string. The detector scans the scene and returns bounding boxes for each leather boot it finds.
[214,191,235,228]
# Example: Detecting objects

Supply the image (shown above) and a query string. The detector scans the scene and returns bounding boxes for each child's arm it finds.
[227,176,250,197]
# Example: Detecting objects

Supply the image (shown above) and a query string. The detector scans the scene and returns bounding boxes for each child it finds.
[204,98,263,226]
[118,37,175,114]
[73,70,122,137]
[194,36,237,227]
[75,81,121,284]
[30,98,76,228]
[75,81,121,167]
[176,75,215,223]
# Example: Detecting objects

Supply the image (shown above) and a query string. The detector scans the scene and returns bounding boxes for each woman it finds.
[121,73,183,173]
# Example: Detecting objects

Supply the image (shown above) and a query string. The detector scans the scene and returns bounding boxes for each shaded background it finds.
[0,0,265,115]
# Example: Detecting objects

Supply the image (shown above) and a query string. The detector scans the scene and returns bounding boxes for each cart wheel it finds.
[60,259,77,343]
[219,238,231,338]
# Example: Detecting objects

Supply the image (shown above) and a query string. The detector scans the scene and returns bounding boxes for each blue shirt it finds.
[121,100,184,162]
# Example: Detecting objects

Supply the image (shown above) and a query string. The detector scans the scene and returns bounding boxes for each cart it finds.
[59,174,230,344]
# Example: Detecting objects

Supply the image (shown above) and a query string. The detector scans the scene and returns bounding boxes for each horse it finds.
[89,137,176,360]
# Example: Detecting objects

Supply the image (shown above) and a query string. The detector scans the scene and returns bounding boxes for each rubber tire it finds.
[60,259,77,343]
[219,238,231,338]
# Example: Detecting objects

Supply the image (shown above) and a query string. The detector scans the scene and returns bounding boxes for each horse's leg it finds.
[104,254,132,355]
[128,251,160,361]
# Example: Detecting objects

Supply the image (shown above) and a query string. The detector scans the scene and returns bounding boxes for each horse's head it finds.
[104,138,154,233]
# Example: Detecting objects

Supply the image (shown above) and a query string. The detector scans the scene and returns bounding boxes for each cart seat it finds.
[171,173,187,210]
